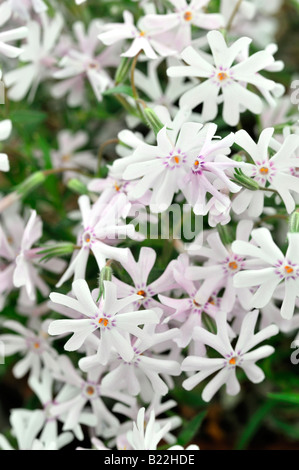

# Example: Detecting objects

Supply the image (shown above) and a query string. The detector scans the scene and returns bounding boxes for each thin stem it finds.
[131,50,142,100]
[226,0,243,32]
[258,186,280,195]
[98,138,119,172]
[259,213,288,224]
[130,50,145,121]
[105,259,115,268]
[43,167,88,176]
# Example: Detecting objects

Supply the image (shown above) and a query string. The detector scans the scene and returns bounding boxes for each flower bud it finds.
[38,243,76,262]
[233,169,260,191]
[144,108,164,136]
[16,171,46,197]
[217,224,233,246]
[97,265,113,301]
[67,178,88,195]
[289,210,299,233]
[115,57,132,84]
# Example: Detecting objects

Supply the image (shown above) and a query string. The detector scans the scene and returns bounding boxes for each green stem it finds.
[130,50,145,121]
[97,138,119,173]
[226,0,243,32]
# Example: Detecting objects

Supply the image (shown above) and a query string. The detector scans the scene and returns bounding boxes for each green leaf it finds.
[10,110,47,126]
[268,392,299,405]
[177,411,206,446]
[235,401,275,450]
[103,85,134,97]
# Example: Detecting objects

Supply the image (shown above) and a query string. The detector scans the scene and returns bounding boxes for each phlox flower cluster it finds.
[0,0,298,452]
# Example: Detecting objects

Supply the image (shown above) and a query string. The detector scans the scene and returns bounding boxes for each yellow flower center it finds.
[229,261,238,270]
[218,72,228,81]
[259,167,269,174]
[137,290,146,297]
[285,265,293,274]
[229,357,236,365]
[98,318,109,327]
[184,11,193,21]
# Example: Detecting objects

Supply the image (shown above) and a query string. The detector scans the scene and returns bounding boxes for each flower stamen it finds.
[218,72,228,81]
[284,265,294,274]
[99,318,109,327]
[137,290,146,297]
[228,261,238,270]
[184,11,193,21]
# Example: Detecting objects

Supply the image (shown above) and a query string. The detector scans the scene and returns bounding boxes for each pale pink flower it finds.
[114,119,238,214]
[104,395,181,447]
[4,13,63,101]
[56,193,140,287]
[0,319,58,379]
[0,209,65,304]
[98,10,176,60]
[0,1,27,58]
[167,30,280,126]
[81,324,181,398]
[143,0,224,51]
[126,407,171,450]
[49,355,135,434]
[50,130,96,181]
[233,228,299,319]
[232,128,299,215]
[53,21,116,106]
[112,247,178,312]
[0,119,12,172]
[182,310,278,401]
[48,279,160,363]
[9,0,48,21]
[159,254,219,349]
[133,58,196,116]
[28,367,96,444]
[0,409,46,450]
[186,220,255,312]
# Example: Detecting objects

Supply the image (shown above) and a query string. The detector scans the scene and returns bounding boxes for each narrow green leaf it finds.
[177,411,206,446]
[268,392,299,405]
[103,85,134,97]
[235,401,275,450]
